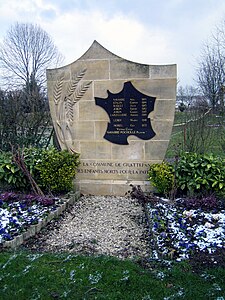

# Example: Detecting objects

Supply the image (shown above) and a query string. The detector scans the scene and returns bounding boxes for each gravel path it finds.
[23,195,150,259]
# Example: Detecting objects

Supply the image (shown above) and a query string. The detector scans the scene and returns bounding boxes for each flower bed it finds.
[0,191,80,248]
[1,190,224,260]
[147,198,225,261]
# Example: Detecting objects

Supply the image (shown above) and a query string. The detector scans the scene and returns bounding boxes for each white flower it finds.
[183,210,194,219]
[88,271,102,284]
[212,214,220,221]
[205,222,214,228]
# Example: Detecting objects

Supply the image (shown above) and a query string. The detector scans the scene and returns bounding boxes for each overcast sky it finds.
[0,0,225,86]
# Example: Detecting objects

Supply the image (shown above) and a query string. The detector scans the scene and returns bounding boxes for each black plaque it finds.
[95,81,156,145]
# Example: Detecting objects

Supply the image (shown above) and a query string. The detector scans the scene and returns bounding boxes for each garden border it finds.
[2,191,80,249]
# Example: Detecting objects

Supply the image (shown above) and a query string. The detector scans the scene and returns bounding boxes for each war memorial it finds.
[47,41,177,195]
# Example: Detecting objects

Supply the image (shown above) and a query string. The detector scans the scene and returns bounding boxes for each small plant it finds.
[0,151,27,189]
[35,148,80,194]
[148,162,174,196]
[175,152,225,196]
[178,194,220,211]
[0,192,55,207]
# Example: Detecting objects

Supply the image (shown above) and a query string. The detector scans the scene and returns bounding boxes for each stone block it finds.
[95,121,108,140]
[79,40,118,60]
[79,141,111,160]
[150,64,177,79]
[110,59,149,79]
[79,180,113,195]
[35,222,43,234]
[151,99,176,120]
[94,80,124,98]
[15,235,24,247]
[71,60,110,80]
[72,121,95,140]
[96,142,112,159]
[145,140,170,161]
[111,141,145,160]
[131,79,177,99]
[151,120,174,140]
[79,101,109,121]
[46,211,56,222]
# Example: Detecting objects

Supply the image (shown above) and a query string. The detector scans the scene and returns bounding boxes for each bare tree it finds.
[0,22,63,150]
[197,44,225,112]
[0,22,63,90]
[173,85,214,154]
[196,19,225,112]
[177,85,199,111]
[214,20,225,55]
[0,88,52,151]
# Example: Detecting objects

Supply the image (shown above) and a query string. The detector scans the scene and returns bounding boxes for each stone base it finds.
[74,179,150,196]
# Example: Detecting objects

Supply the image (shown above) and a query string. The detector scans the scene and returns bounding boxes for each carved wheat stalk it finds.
[66,69,87,98]
[56,121,65,144]
[52,69,92,148]
[53,74,64,105]
[73,81,92,102]
[64,68,92,124]
[65,81,92,124]
[64,99,73,124]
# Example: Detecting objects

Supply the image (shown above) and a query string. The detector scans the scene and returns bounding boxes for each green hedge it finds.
[0,148,80,194]
[35,148,80,193]
[148,153,225,197]
[175,153,225,196]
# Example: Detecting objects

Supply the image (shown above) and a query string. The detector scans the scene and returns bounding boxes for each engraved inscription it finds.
[95,81,156,145]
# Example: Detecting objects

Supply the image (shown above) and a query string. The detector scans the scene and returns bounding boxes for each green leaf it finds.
[212,181,218,187]
[219,183,224,189]
[181,184,186,190]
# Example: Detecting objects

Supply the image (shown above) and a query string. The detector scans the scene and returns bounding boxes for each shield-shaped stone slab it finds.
[47,40,177,195]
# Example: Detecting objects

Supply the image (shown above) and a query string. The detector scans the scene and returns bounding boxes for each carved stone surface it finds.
[47,41,177,195]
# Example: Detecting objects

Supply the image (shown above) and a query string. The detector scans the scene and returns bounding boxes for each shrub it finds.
[0,148,80,194]
[175,152,225,196]
[148,153,225,200]
[0,148,46,192]
[148,162,174,196]
[35,148,80,194]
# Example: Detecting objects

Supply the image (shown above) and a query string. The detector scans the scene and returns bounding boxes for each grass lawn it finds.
[0,250,225,300]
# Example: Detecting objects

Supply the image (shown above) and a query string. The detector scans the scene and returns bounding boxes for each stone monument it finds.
[47,41,177,195]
